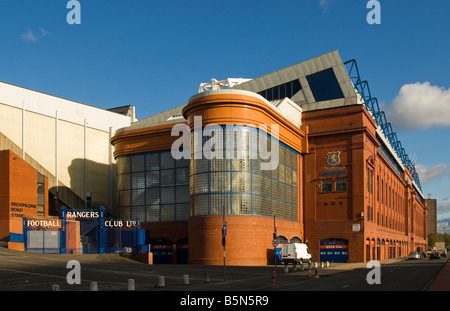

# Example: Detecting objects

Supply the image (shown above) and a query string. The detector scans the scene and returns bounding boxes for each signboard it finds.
[26,219,61,229]
[104,220,138,228]
[272,239,279,247]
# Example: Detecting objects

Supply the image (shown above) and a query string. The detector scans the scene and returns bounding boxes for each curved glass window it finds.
[116,151,190,222]
[190,125,299,221]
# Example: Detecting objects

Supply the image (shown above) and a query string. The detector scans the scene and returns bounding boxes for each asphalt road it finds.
[0,244,446,293]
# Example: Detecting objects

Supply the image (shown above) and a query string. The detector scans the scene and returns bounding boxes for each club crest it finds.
[327,151,341,166]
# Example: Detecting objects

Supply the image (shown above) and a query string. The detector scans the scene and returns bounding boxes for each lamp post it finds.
[222,205,226,282]
[273,215,277,268]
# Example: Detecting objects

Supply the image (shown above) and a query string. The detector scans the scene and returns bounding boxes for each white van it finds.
[281,243,312,264]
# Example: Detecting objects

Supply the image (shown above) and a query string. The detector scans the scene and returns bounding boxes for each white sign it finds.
[104,220,137,228]
[27,220,61,228]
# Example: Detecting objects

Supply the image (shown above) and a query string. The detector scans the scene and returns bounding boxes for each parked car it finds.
[419,252,427,259]
[408,251,420,260]
[429,251,441,260]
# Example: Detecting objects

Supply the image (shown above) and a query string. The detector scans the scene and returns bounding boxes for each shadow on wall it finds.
[68,158,116,212]
[48,186,85,217]
[50,158,117,216]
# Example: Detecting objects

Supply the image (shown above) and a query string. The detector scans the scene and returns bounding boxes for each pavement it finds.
[269,256,450,291]
[0,241,449,291]
[427,256,450,291]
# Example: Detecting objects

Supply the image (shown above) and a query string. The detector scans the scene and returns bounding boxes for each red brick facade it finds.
[303,105,427,262]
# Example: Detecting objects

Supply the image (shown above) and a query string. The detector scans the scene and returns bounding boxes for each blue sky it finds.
[1,0,449,232]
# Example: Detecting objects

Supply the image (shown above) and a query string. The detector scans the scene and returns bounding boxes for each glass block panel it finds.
[176,203,190,221]
[231,171,251,193]
[146,205,160,222]
[146,188,160,205]
[176,185,190,204]
[211,158,230,172]
[232,193,251,215]
[120,190,131,207]
[131,189,145,206]
[176,167,190,185]
[131,172,145,189]
[131,154,145,173]
[210,172,230,193]
[160,152,175,169]
[161,186,175,204]
[210,194,230,215]
[146,170,160,188]
[146,153,160,171]
[252,194,263,216]
[117,174,130,190]
[117,157,130,174]
[175,157,189,168]
[161,204,175,222]
[196,195,209,216]
[252,173,263,195]
[130,206,145,221]
[161,169,174,186]
[195,173,209,194]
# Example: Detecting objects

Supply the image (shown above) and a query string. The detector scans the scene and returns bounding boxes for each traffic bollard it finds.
[183,274,190,285]
[90,281,98,291]
[128,279,135,291]
[156,276,166,288]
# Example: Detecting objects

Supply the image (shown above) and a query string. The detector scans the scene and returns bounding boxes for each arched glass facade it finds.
[116,125,299,222]
[116,151,190,222]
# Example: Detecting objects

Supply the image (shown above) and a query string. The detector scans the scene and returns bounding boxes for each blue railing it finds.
[344,59,422,192]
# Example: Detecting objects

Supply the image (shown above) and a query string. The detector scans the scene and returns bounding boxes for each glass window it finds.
[116,151,191,222]
[322,179,332,192]
[146,153,159,171]
[292,79,301,95]
[336,178,347,191]
[131,155,145,172]
[131,189,145,206]
[257,79,302,101]
[306,68,344,102]
[189,127,299,221]
[131,172,145,189]
[161,187,175,204]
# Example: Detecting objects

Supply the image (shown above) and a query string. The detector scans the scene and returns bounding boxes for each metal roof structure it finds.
[116,50,423,196]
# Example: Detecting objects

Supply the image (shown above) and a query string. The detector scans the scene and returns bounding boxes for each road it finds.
[0,243,446,292]
[270,259,445,291]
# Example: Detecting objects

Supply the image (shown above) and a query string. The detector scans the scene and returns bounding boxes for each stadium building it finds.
[0,82,136,251]
[111,50,428,264]
[0,50,427,263]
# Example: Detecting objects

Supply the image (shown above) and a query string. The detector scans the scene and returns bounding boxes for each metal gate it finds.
[60,206,145,254]
[22,207,146,254]
[23,221,60,254]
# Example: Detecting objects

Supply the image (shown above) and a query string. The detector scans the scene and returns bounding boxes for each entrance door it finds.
[25,229,60,253]
[319,238,349,263]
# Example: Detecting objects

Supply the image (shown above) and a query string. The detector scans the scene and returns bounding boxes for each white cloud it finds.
[383,82,450,131]
[415,163,450,184]
[438,202,450,214]
[437,218,450,234]
[319,0,336,12]
[20,29,38,43]
[20,28,50,43]
[40,28,49,37]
